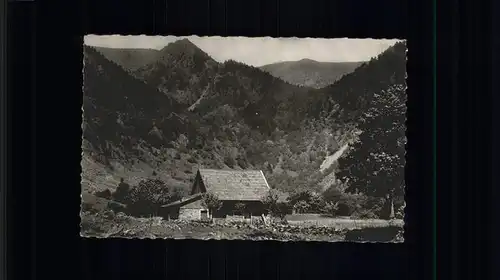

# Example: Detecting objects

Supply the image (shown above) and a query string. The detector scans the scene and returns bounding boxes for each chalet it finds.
[160,169,272,221]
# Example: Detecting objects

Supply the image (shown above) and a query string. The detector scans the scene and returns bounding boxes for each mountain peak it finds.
[172,38,196,47]
[160,39,198,53]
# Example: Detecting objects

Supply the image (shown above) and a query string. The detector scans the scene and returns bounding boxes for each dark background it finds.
[493,0,499,277]
[3,0,493,278]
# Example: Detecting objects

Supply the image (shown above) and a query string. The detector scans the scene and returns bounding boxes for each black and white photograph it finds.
[81,35,406,242]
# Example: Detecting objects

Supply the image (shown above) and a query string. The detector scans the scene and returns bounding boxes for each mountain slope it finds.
[310,41,407,122]
[82,42,339,195]
[93,47,161,72]
[192,59,317,134]
[133,39,219,105]
[132,39,320,133]
[260,59,364,89]
[81,40,407,204]
[82,45,197,191]
[317,41,407,198]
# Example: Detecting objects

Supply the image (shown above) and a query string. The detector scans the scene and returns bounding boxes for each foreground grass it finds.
[80,211,404,242]
[286,215,404,230]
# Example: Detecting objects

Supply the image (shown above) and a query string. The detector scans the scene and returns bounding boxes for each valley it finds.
[82,38,407,221]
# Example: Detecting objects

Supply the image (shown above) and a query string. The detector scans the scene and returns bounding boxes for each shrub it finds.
[224,156,236,168]
[322,187,342,202]
[289,143,301,154]
[262,189,288,219]
[293,200,309,214]
[318,151,327,158]
[178,145,189,153]
[152,170,157,176]
[112,180,131,204]
[335,202,353,216]
[201,192,222,217]
[395,202,405,219]
[234,202,247,215]
[287,189,326,213]
[237,157,248,169]
[126,178,175,217]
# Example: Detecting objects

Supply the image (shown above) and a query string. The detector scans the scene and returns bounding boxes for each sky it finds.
[84,35,401,67]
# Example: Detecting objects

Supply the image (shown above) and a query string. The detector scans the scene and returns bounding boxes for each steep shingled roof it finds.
[197,169,271,201]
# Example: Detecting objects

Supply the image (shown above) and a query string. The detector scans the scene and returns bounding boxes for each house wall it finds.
[179,208,202,220]
[178,198,207,220]
[174,200,266,220]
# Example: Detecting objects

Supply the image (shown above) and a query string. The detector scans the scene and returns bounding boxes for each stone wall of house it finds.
[179,208,201,220]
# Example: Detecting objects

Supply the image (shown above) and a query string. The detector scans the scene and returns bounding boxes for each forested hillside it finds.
[94,46,161,72]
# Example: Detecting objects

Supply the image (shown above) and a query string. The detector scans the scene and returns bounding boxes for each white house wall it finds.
[179,208,201,220]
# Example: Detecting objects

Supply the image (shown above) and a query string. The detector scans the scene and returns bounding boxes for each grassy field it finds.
[285,214,404,230]
[80,211,404,242]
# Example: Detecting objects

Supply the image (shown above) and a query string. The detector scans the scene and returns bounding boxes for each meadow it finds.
[80,210,404,242]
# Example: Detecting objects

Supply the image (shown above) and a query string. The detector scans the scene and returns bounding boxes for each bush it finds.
[322,187,342,202]
[318,151,327,158]
[293,200,309,214]
[112,181,131,204]
[287,189,325,214]
[202,192,222,215]
[178,145,189,153]
[234,202,246,215]
[335,201,353,216]
[126,178,176,217]
[289,143,301,154]
[262,189,288,219]
[395,203,405,219]
[224,156,236,168]
[237,157,248,169]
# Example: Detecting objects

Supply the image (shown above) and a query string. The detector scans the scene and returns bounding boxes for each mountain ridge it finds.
[92,46,161,72]
[260,60,365,89]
